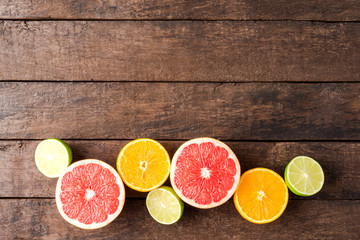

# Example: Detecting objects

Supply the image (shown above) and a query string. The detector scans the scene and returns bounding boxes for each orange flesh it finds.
[234,168,288,223]
[118,139,170,191]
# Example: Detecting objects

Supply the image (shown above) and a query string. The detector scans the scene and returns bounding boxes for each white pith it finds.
[201,167,211,179]
[257,190,265,201]
[85,189,95,200]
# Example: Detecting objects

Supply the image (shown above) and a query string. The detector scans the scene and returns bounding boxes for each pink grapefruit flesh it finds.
[56,159,125,229]
[170,138,241,208]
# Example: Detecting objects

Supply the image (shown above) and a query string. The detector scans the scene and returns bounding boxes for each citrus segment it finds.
[117,138,170,192]
[285,156,324,196]
[234,168,288,224]
[170,138,241,208]
[146,186,184,225]
[35,138,72,178]
[56,159,125,229]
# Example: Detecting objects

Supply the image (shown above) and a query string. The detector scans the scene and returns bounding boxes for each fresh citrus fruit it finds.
[116,138,170,192]
[35,138,72,178]
[234,168,288,224]
[170,138,241,209]
[284,156,325,196]
[56,159,125,229]
[146,186,184,225]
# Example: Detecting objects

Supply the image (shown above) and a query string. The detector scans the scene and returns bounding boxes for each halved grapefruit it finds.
[56,159,125,229]
[170,138,241,208]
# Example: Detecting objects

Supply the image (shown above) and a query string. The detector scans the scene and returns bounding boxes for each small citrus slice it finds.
[234,168,288,224]
[117,138,170,192]
[146,186,184,225]
[284,156,325,196]
[35,138,72,178]
[56,159,126,229]
[170,138,241,209]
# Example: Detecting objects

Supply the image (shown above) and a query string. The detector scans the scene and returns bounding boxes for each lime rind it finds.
[284,156,324,197]
[35,138,72,178]
[146,186,184,225]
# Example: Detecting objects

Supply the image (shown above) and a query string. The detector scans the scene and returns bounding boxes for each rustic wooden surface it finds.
[1,199,359,239]
[0,83,360,140]
[0,1,359,239]
[1,21,360,82]
[1,0,360,21]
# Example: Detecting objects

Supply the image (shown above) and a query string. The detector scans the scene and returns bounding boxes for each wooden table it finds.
[1,1,360,239]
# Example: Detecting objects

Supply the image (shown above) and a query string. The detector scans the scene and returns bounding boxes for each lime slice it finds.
[35,139,72,178]
[146,186,184,225]
[284,156,324,196]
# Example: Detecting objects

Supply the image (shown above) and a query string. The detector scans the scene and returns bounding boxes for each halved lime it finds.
[146,186,184,225]
[35,139,72,178]
[284,156,324,196]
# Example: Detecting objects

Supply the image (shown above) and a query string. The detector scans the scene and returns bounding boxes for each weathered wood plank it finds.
[0,140,358,199]
[1,0,360,21]
[1,199,359,239]
[0,82,359,140]
[1,21,359,82]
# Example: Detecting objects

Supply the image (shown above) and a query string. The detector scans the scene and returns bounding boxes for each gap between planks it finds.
[2,139,360,142]
[1,19,360,23]
[2,80,360,84]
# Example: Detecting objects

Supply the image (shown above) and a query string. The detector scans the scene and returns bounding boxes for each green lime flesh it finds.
[146,186,184,225]
[35,138,72,178]
[284,156,324,197]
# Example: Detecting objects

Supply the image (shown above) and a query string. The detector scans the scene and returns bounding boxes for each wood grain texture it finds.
[0,140,358,199]
[1,199,359,239]
[1,0,360,21]
[0,82,359,140]
[1,21,359,82]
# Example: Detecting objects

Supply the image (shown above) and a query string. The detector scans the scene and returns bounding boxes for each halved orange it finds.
[234,168,288,224]
[116,139,170,192]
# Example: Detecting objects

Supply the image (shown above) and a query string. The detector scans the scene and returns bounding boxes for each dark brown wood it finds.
[1,0,360,21]
[1,140,358,199]
[1,21,359,82]
[1,199,359,239]
[1,1,359,239]
[0,82,359,140]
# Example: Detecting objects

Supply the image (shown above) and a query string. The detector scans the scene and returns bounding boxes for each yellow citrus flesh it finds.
[117,139,170,192]
[234,168,288,224]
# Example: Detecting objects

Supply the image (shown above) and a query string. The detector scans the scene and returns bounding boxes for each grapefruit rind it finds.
[233,168,288,224]
[284,156,325,197]
[55,159,126,229]
[170,137,241,209]
[35,138,72,178]
[116,138,171,192]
